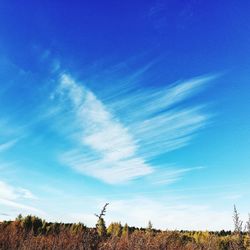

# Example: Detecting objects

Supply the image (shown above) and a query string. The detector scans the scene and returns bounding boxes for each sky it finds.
[0,0,250,231]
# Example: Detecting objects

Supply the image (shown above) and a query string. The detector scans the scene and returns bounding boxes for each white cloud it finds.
[145,166,205,185]
[108,76,214,157]
[53,74,153,183]
[133,107,208,157]
[49,72,216,184]
[0,180,41,215]
[17,188,37,200]
[0,181,17,200]
[61,150,152,184]
[0,181,37,201]
[0,198,42,214]
[112,75,213,118]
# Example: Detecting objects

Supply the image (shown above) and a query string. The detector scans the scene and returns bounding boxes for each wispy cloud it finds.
[0,198,41,214]
[0,213,10,217]
[0,139,19,153]
[145,166,205,185]
[109,75,215,157]
[61,150,152,184]
[48,71,216,184]
[0,180,41,214]
[0,181,37,201]
[0,119,23,153]
[53,74,152,184]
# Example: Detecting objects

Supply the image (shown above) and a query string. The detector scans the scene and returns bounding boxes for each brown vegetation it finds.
[0,206,250,249]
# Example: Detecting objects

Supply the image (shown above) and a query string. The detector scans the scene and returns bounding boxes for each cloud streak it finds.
[145,166,205,185]
[0,180,42,214]
[0,181,37,201]
[0,119,24,153]
[49,72,216,184]
[0,139,19,153]
[53,74,152,183]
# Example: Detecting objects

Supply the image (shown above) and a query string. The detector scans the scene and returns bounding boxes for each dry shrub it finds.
[0,218,249,250]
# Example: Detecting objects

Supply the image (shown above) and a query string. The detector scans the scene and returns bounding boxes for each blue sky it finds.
[0,0,250,230]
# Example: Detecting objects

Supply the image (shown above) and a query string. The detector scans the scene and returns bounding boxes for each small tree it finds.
[122,223,129,237]
[245,214,250,248]
[70,222,86,234]
[95,203,109,237]
[246,213,250,235]
[148,220,153,230]
[146,220,153,234]
[107,222,122,237]
[232,205,245,250]
[233,205,243,233]
[21,215,33,232]
[31,216,43,235]
[16,214,23,221]
[96,218,106,237]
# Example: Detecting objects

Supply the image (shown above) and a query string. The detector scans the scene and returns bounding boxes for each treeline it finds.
[0,206,249,249]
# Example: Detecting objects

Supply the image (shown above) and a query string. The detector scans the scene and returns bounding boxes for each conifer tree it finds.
[107,222,122,236]
[246,214,250,235]
[146,220,153,234]
[122,223,129,237]
[232,205,245,250]
[233,205,243,233]
[95,203,109,237]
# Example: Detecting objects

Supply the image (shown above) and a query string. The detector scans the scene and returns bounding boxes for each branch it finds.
[94,203,109,220]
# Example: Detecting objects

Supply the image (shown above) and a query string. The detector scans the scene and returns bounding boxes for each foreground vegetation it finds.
[0,205,249,250]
